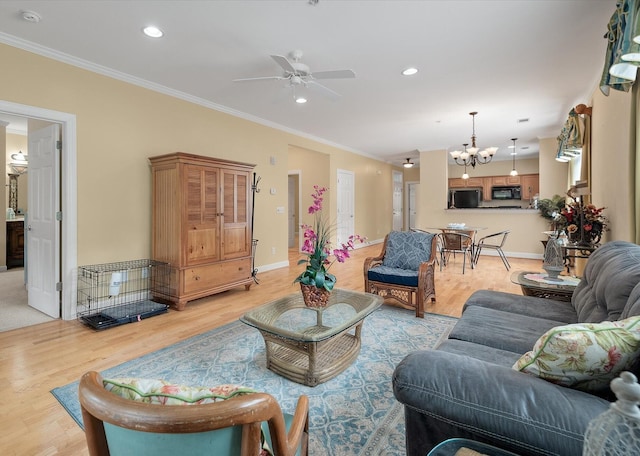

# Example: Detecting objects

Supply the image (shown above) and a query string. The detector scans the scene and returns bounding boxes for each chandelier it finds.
[450,112,498,170]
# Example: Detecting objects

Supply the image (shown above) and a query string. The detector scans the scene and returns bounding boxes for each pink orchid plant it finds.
[294,185,365,291]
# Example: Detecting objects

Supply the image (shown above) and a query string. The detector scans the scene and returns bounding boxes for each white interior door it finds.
[27,124,60,318]
[408,182,418,230]
[336,169,355,246]
[392,171,403,231]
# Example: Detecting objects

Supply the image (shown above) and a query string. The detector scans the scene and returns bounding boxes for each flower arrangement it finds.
[560,189,607,245]
[294,185,365,292]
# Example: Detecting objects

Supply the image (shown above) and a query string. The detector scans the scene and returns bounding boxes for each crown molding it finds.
[0,32,382,161]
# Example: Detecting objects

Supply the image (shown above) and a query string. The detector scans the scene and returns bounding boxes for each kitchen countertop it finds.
[6,217,25,222]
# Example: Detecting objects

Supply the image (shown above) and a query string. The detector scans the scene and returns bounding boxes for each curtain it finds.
[634,81,640,243]
[580,111,591,204]
[601,0,640,94]
[556,109,583,161]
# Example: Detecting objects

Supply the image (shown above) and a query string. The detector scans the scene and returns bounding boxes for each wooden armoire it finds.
[149,152,255,310]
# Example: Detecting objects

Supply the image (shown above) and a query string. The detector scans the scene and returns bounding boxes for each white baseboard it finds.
[477,250,543,260]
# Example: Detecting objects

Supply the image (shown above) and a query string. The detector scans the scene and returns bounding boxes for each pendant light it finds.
[510,138,518,177]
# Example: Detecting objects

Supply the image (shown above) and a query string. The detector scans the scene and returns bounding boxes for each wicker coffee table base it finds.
[259,323,363,387]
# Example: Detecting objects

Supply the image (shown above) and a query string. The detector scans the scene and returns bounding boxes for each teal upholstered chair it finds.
[78,371,309,456]
[364,231,438,318]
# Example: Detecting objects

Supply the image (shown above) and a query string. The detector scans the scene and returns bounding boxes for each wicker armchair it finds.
[363,231,438,318]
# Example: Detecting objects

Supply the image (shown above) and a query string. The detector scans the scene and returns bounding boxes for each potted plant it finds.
[294,185,365,307]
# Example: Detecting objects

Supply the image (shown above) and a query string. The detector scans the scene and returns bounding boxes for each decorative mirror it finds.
[8,173,18,212]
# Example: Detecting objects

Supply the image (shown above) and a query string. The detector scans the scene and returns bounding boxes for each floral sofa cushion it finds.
[382,231,433,270]
[513,315,640,392]
[103,378,257,405]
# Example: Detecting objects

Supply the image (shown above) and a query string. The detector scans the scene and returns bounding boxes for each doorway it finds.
[0,100,77,323]
[287,172,301,250]
[392,170,403,231]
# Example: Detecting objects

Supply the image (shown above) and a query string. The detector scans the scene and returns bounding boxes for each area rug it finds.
[52,306,457,455]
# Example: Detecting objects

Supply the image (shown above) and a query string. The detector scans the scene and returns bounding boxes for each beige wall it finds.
[0,43,393,272]
[590,88,633,242]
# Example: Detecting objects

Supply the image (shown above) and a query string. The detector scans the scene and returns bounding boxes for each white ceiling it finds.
[0,0,616,167]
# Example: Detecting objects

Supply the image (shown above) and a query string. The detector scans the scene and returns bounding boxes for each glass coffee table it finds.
[510,271,581,302]
[240,288,383,386]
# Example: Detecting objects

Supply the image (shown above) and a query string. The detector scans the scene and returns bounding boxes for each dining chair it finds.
[439,232,474,274]
[473,230,511,270]
[78,371,309,456]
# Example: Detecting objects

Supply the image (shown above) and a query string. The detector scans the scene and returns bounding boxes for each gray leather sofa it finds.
[393,240,640,456]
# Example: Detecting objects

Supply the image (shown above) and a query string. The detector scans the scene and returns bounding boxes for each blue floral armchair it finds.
[363,231,438,318]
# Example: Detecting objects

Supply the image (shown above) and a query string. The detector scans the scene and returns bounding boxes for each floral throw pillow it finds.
[513,316,640,392]
[103,378,273,455]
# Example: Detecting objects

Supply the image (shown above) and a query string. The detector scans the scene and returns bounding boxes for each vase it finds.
[300,283,331,308]
[543,236,565,281]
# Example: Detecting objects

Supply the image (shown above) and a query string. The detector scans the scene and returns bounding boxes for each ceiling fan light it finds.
[403,158,414,168]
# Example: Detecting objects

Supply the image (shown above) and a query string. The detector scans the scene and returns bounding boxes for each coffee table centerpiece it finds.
[294,185,365,308]
[240,289,382,386]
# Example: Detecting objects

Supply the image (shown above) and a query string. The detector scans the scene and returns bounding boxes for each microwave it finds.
[491,186,521,200]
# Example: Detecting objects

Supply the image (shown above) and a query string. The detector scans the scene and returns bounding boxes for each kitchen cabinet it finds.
[492,175,521,186]
[449,173,539,203]
[449,177,484,188]
[521,174,540,201]
[6,219,24,268]
[149,152,255,310]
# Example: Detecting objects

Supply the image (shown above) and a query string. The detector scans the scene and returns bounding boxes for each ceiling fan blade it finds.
[233,76,285,82]
[306,80,341,100]
[271,55,296,73]
[312,69,356,79]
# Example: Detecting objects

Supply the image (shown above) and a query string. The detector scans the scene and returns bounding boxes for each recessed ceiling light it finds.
[143,26,164,38]
[402,67,418,76]
[295,96,307,104]
[21,10,41,23]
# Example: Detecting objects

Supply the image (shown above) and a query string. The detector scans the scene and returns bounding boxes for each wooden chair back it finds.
[78,371,309,456]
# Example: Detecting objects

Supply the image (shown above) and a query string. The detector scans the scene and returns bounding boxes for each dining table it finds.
[420,225,488,267]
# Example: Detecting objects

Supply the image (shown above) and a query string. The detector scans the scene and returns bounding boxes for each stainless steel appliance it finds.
[491,186,521,200]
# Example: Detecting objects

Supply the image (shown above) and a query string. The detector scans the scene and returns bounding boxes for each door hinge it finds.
[56,211,63,221]
[56,140,62,151]
[56,282,63,292]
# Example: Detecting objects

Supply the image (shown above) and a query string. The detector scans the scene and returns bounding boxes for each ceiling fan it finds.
[233,50,355,102]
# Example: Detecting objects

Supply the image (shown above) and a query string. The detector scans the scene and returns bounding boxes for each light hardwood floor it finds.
[0,243,541,455]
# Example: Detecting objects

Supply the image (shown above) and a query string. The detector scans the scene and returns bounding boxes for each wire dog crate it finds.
[77,259,171,330]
